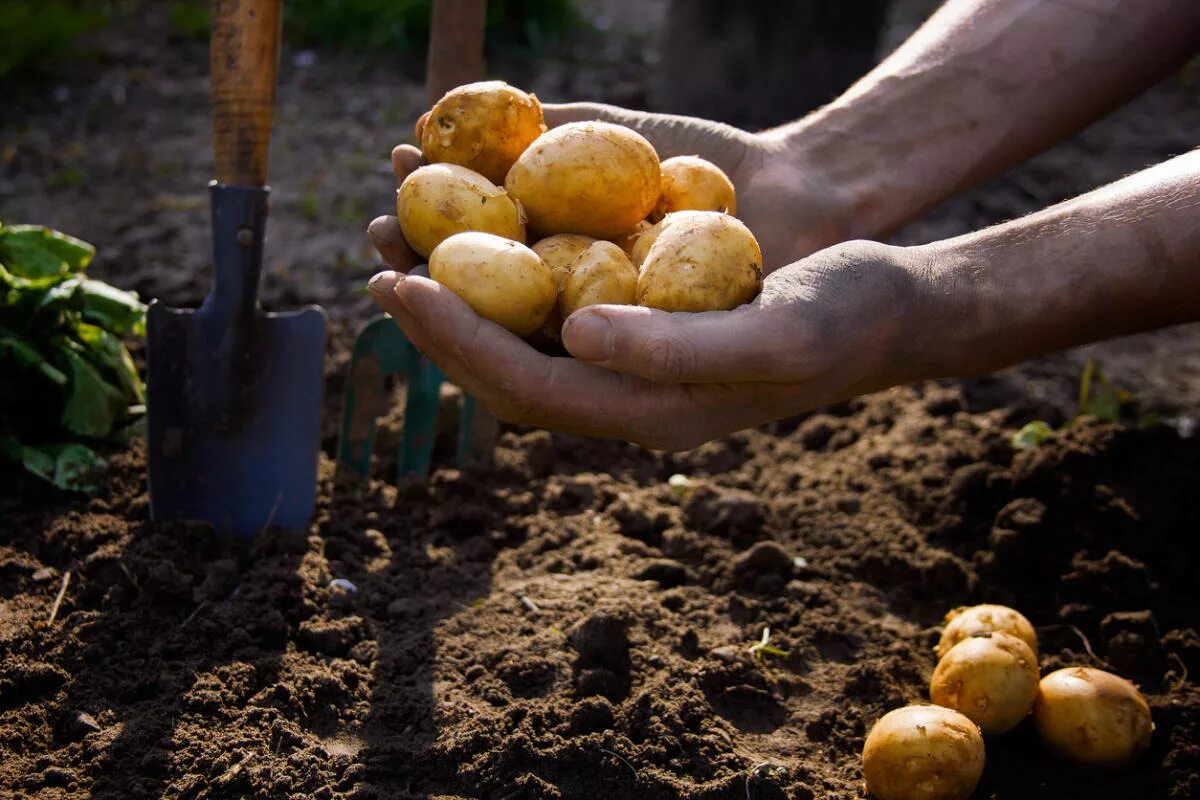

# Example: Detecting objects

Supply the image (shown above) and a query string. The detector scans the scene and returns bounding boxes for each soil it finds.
[3,2,1200,799]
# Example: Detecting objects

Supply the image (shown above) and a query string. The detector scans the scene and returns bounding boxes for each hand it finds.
[367,103,857,274]
[366,240,931,450]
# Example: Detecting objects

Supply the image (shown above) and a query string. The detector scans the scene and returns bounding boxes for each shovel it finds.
[337,0,497,484]
[146,0,327,537]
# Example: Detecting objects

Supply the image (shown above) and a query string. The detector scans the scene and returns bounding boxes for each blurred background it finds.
[1,0,1198,409]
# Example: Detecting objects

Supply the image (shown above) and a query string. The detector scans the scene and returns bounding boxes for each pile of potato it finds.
[392,81,762,339]
[862,604,1154,800]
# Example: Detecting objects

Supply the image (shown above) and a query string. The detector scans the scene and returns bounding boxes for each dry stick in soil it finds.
[1038,624,1111,669]
[1168,652,1189,692]
[46,570,71,625]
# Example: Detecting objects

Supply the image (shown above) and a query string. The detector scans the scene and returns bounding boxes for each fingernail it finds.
[563,312,613,362]
[367,217,401,245]
[368,270,401,295]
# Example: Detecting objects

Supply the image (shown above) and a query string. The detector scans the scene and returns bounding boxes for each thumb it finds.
[561,303,790,384]
[391,143,425,184]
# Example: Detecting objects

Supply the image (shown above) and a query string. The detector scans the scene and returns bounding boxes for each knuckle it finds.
[637,334,697,383]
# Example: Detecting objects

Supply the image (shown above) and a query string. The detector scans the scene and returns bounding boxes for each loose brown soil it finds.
[3,2,1200,799]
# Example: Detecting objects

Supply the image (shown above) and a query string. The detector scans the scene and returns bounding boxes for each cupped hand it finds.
[367,103,853,273]
[366,240,932,451]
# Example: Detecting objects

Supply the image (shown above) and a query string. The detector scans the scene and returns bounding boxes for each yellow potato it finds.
[396,163,525,259]
[420,81,546,184]
[1034,667,1153,768]
[610,220,652,262]
[560,241,638,317]
[862,705,985,800]
[650,155,737,221]
[532,234,597,290]
[505,121,660,238]
[629,218,663,268]
[530,234,596,341]
[637,211,762,312]
[937,604,1038,660]
[930,632,1040,734]
[428,232,556,337]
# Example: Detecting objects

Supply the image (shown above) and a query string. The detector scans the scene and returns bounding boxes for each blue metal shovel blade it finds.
[146,302,327,536]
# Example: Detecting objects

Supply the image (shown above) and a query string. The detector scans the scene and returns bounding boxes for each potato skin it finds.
[421,81,546,184]
[637,211,762,312]
[396,164,526,259]
[930,632,1040,734]
[650,155,737,221]
[532,234,597,290]
[862,705,985,800]
[428,232,556,337]
[937,604,1038,660]
[610,220,652,262]
[1034,667,1153,768]
[505,121,661,238]
[560,241,638,317]
[629,218,663,268]
[530,234,597,341]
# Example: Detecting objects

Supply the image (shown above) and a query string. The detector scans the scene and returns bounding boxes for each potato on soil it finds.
[530,234,597,341]
[650,155,737,221]
[930,632,1040,734]
[560,241,638,317]
[637,211,762,312]
[862,705,985,800]
[505,121,661,239]
[428,232,556,337]
[396,163,526,259]
[420,81,546,184]
[937,604,1038,660]
[1033,667,1153,768]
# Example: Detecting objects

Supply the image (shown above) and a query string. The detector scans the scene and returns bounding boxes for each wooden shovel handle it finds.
[426,0,487,106]
[211,0,282,186]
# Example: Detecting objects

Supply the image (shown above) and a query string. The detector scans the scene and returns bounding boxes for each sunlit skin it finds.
[367,0,1200,451]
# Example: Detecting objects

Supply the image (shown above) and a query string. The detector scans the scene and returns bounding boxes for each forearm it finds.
[779,0,1200,240]
[908,149,1200,378]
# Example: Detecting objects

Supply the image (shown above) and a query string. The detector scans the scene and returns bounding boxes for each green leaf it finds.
[1,437,105,493]
[78,278,145,335]
[0,225,94,279]
[60,349,128,438]
[0,325,68,384]
[1012,420,1054,450]
[73,321,144,403]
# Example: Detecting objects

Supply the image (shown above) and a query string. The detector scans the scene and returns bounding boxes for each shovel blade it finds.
[147,301,327,537]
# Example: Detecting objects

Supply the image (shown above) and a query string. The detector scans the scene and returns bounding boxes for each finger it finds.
[561,302,804,384]
[414,111,430,142]
[365,271,711,448]
[367,215,422,273]
[391,144,424,184]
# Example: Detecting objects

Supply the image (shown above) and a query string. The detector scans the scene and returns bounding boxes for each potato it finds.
[532,234,597,290]
[610,220,652,262]
[629,218,663,268]
[862,705,985,800]
[530,234,597,341]
[420,81,546,184]
[650,155,737,221]
[930,632,1039,734]
[637,211,762,312]
[396,164,525,259]
[1033,667,1153,767]
[505,121,660,238]
[560,241,638,317]
[428,232,556,337]
[937,604,1038,660]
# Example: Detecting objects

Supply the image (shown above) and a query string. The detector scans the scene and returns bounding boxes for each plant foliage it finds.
[0,222,145,491]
